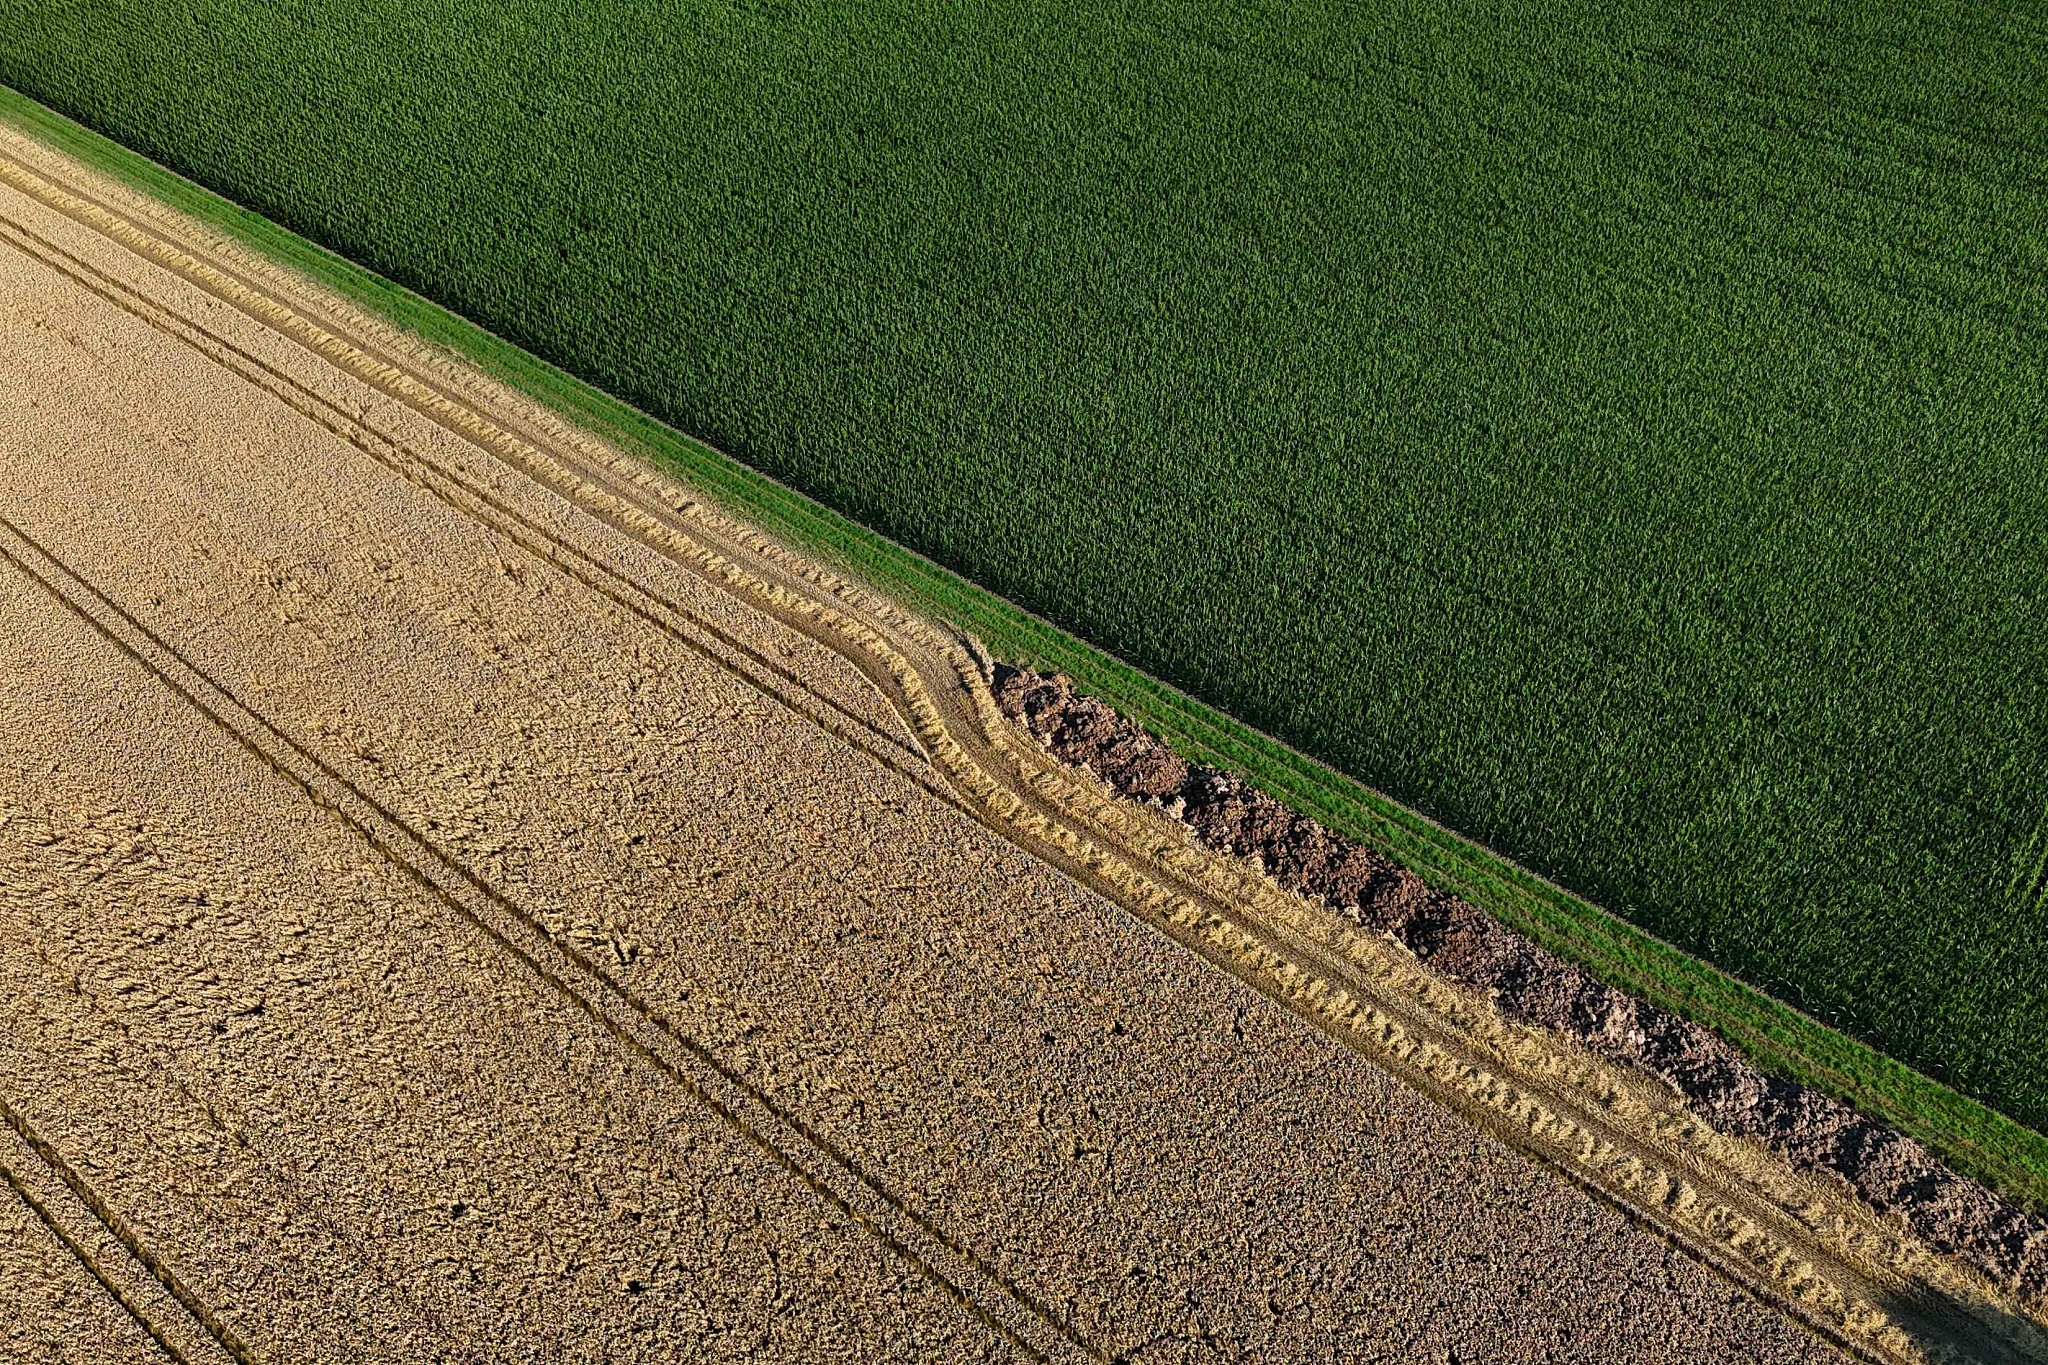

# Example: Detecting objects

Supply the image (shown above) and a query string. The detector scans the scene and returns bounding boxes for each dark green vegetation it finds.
[5,0,2046,1174]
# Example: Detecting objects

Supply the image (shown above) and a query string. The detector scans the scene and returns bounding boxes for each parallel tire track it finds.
[0,1093,244,1365]
[0,1162,184,1365]
[3,136,2045,1365]
[0,167,1105,1365]
[0,143,1973,1365]
[0,211,929,778]
[0,513,1100,1365]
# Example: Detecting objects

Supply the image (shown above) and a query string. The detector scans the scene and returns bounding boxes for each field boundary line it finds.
[4,121,2046,1362]
[583,479,2048,1364]
[5,88,2040,1219]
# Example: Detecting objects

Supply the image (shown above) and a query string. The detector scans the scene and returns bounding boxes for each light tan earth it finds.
[0,1174,161,1365]
[0,123,2029,1365]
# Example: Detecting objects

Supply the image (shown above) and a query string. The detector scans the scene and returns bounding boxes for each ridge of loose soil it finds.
[994,665,2048,1300]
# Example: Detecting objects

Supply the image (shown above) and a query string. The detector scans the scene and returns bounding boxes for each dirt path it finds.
[0,119,2033,1363]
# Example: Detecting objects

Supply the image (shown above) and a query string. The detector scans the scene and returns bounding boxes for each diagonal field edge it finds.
[8,203,1898,1358]
[10,149,2048,1363]
[3,85,2044,1218]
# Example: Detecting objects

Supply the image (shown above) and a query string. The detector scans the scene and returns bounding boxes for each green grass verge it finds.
[7,83,2046,1214]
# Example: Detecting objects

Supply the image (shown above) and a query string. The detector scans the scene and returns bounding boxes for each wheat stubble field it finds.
[2,124,2044,1365]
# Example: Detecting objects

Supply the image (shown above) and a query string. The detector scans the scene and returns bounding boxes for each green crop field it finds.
[4,0,2046,1167]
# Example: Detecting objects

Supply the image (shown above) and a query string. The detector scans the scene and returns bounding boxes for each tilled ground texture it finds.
[0,120,1979,1364]
[0,1176,161,1365]
[993,668,2048,1302]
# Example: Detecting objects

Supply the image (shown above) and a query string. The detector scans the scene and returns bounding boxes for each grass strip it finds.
[8,83,2045,1215]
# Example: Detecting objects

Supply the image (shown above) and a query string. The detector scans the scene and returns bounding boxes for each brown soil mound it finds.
[994,664,2048,1298]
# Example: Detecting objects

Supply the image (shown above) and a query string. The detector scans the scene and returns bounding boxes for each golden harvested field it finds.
[0,123,2038,1364]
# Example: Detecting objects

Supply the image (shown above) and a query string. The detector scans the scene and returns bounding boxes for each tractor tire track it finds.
[0,1097,239,1365]
[0,211,930,781]
[0,514,1098,1365]
[0,817,501,1365]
